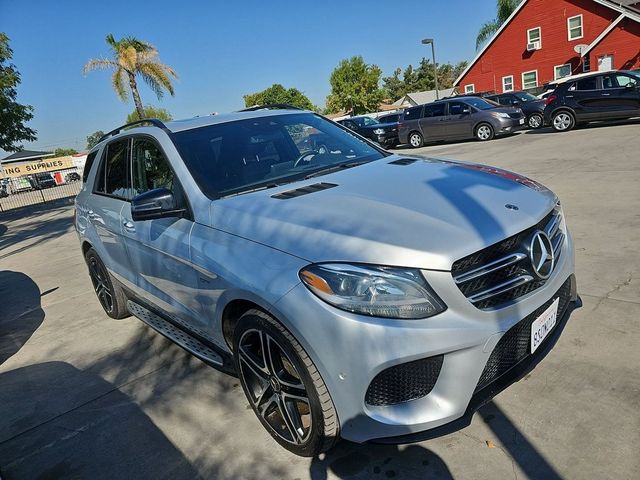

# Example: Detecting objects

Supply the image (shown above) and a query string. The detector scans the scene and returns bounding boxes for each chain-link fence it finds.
[0,168,82,212]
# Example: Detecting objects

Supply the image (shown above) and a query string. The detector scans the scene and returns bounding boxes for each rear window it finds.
[82,151,98,183]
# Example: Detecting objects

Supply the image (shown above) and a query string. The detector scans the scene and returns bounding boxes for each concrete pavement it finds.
[1,122,639,479]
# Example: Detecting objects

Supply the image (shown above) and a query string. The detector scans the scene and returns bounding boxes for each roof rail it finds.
[238,104,305,112]
[98,118,169,143]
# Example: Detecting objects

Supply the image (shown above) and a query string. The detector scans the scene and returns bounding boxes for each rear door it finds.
[418,103,446,140]
[120,135,201,327]
[565,75,603,119]
[89,138,134,285]
[442,101,474,138]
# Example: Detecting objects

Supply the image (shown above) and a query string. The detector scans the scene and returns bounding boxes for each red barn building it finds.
[454,0,640,94]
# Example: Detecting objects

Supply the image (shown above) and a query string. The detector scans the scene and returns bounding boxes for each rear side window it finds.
[575,77,598,91]
[94,138,130,199]
[82,151,98,183]
[403,106,422,120]
[447,102,467,115]
[423,104,446,117]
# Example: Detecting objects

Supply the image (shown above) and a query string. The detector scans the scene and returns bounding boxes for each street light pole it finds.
[421,38,439,100]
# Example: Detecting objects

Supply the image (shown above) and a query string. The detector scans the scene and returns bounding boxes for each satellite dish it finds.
[574,44,589,56]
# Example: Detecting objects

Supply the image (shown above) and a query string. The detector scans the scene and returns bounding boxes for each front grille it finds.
[475,277,572,392]
[452,206,565,309]
[365,355,444,406]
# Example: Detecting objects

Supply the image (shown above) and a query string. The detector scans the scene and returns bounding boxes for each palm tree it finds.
[84,34,177,119]
[476,0,523,49]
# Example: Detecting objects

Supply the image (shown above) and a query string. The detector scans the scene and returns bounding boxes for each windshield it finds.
[513,92,537,102]
[353,116,379,127]
[173,113,384,198]
[465,98,498,110]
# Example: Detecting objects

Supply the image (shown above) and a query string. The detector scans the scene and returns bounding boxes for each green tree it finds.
[325,56,384,115]
[244,83,316,110]
[86,130,105,150]
[382,60,469,101]
[476,0,522,49]
[382,68,404,101]
[126,105,172,123]
[0,33,36,152]
[53,148,78,157]
[83,34,178,119]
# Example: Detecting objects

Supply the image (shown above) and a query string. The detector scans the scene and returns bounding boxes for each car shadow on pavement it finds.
[309,436,452,480]
[0,270,45,366]
[0,203,75,260]
[478,401,562,480]
[0,361,204,480]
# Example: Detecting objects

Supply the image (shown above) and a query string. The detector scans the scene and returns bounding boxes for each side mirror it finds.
[131,187,185,221]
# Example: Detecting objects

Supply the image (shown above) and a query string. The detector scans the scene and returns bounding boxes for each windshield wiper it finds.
[304,160,370,180]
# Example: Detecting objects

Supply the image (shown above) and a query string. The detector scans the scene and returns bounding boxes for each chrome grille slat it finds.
[454,252,527,284]
[469,275,534,303]
[452,209,565,309]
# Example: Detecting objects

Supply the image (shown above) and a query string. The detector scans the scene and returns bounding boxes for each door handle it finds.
[602,93,611,96]
[122,220,136,232]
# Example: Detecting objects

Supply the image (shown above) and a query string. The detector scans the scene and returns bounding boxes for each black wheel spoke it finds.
[239,348,270,383]
[276,395,303,444]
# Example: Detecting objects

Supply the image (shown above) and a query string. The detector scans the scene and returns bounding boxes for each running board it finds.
[127,300,224,367]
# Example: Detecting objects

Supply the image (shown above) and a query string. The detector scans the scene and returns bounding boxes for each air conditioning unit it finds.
[527,41,541,51]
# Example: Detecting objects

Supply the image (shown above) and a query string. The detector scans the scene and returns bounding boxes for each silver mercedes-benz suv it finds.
[76,105,579,456]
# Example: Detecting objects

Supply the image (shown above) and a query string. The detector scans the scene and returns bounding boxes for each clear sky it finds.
[0,0,495,154]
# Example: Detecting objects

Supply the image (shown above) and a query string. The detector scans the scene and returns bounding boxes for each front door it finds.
[120,136,201,327]
[600,73,640,116]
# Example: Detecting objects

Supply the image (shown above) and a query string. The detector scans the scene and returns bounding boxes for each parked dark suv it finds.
[544,70,640,132]
[486,91,546,129]
[337,116,399,147]
[398,97,525,147]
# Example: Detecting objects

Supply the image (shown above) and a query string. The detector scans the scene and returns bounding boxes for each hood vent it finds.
[272,182,338,199]
[388,158,418,166]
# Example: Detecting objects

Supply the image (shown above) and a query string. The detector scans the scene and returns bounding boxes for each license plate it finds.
[519,118,526,125]
[531,298,559,353]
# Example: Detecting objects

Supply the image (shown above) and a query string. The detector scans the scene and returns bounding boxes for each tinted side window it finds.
[448,102,466,115]
[614,74,637,88]
[131,138,175,196]
[424,104,446,117]
[403,107,422,120]
[576,77,598,90]
[82,151,98,183]
[94,139,130,198]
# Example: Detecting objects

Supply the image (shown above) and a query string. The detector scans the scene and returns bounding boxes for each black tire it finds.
[527,113,543,129]
[551,110,575,132]
[84,247,130,319]
[233,309,339,456]
[408,131,423,148]
[475,123,495,141]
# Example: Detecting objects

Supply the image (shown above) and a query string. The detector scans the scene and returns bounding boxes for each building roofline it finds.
[453,0,531,86]
[454,0,640,87]
[583,13,627,55]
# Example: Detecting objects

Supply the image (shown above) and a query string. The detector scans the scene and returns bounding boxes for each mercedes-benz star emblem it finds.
[529,231,555,279]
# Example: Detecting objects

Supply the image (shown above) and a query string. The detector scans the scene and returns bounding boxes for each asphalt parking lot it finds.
[1,122,639,480]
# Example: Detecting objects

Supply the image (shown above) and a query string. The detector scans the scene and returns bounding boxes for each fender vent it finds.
[271,182,338,199]
[388,158,418,166]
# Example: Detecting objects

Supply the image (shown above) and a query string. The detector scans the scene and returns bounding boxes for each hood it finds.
[359,122,398,131]
[211,156,557,270]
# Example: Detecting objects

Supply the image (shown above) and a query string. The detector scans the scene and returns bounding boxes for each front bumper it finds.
[495,116,526,135]
[273,232,577,443]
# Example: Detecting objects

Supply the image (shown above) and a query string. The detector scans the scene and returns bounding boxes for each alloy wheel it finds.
[528,114,543,129]
[238,329,312,445]
[88,257,114,313]
[409,134,422,147]
[477,125,492,140]
[553,113,572,131]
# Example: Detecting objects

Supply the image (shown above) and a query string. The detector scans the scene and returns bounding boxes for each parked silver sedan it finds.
[76,107,578,456]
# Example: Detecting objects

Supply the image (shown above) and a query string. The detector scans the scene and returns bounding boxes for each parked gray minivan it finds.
[398,96,526,147]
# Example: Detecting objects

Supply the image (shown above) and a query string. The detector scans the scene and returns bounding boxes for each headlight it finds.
[494,112,510,119]
[373,128,385,135]
[299,263,446,319]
